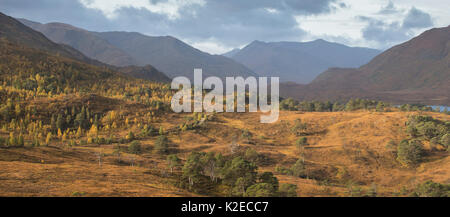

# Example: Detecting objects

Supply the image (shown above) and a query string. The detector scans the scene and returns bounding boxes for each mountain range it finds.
[19,19,256,80]
[2,12,449,105]
[224,40,381,83]
[280,25,450,105]
[0,13,170,83]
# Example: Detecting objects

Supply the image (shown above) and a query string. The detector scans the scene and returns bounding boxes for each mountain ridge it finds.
[18,18,256,80]
[0,13,169,83]
[228,39,381,83]
[280,25,450,105]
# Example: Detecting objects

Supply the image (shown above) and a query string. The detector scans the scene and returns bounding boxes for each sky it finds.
[1,0,449,54]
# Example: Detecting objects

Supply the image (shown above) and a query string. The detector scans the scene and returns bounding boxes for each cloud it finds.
[402,7,433,29]
[1,0,343,53]
[78,0,205,20]
[0,0,445,53]
[358,5,434,49]
[283,0,338,15]
[378,1,399,15]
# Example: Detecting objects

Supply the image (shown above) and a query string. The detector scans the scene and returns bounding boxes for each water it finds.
[429,105,450,112]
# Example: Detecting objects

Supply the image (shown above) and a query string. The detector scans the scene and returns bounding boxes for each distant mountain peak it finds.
[280,25,450,106]
[222,48,241,58]
[230,39,381,83]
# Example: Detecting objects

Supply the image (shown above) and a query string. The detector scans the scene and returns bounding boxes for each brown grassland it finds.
[1,106,448,197]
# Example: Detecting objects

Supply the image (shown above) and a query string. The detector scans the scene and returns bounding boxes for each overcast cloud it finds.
[0,0,448,54]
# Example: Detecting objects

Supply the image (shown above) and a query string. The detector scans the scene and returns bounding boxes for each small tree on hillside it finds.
[397,140,424,167]
[154,135,169,155]
[128,141,142,154]
[167,154,180,174]
[278,183,298,197]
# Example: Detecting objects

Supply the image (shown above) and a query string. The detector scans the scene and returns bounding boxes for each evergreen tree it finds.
[167,154,180,174]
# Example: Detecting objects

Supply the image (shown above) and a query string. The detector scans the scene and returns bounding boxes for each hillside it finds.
[0,15,169,83]
[1,109,448,196]
[229,40,380,83]
[118,65,171,83]
[18,18,256,79]
[96,32,256,79]
[19,19,137,67]
[281,26,450,105]
[0,12,98,65]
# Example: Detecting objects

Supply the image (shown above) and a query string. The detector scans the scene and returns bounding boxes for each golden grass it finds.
[0,111,448,196]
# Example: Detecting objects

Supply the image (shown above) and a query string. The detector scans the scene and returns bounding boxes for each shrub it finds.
[154,135,169,154]
[412,181,449,197]
[290,159,306,177]
[128,141,142,154]
[245,183,276,197]
[278,183,297,197]
[397,140,424,167]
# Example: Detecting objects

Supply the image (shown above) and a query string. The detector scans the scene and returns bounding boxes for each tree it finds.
[50,115,56,132]
[258,172,279,191]
[126,131,135,141]
[412,181,449,197]
[154,135,169,154]
[45,132,52,146]
[245,183,276,197]
[201,152,219,182]
[76,126,82,138]
[296,137,308,156]
[17,134,24,147]
[88,124,98,138]
[376,101,384,112]
[128,141,142,154]
[167,154,180,174]
[441,134,449,148]
[291,119,307,135]
[278,183,297,197]
[397,140,424,167]
[291,159,306,178]
[222,157,258,193]
[56,114,64,130]
[244,148,259,164]
[182,152,203,189]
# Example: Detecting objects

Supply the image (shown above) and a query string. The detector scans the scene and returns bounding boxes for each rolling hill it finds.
[227,40,380,83]
[280,26,450,105]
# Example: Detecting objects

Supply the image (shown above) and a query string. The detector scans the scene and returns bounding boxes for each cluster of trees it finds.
[179,113,211,132]
[399,104,449,114]
[380,115,450,167]
[396,139,425,167]
[411,181,449,197]
[171,150,297,197]
[275,159,306,178]
[280,98,390,112]
[0,41,175,148]
[281,98,450,114]
[406,115,449,150]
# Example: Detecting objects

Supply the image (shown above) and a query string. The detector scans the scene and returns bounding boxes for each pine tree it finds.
[50,115,56,132]
[56,114,64,130]
[18,134,24,147]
